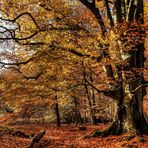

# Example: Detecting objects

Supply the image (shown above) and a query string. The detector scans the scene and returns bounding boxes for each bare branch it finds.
[79,0,106,35]
[15,41,46,46]
[104,0,114,27]
[131,83,148,94]
[0,12,39,29]
[0,24,90,41]
[0,57,33,66]
[0,31,38,41]
[50,41,102,61]
[0,26,15,38]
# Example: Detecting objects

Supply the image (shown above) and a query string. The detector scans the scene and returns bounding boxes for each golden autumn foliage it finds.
[0,1,148,144]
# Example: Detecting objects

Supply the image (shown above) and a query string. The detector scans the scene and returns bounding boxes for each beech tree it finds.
[79,0,148,135]
[0,0,148,136]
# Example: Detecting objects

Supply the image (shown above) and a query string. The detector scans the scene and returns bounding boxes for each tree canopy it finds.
[0,0,148,136]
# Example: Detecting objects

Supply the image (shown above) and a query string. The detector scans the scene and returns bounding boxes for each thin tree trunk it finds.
[72,96,83,126]
[104,0,114,27]
[113,0,122,23]
[82,61,97,124]
[54,95,61,127]
[90,72,97,125]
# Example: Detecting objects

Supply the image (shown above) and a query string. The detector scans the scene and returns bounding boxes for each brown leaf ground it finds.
[0,123,148,148]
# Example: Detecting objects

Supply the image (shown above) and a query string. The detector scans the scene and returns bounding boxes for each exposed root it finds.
[81,122,118,138]
[81,121,146,139]
[90,122,120,137]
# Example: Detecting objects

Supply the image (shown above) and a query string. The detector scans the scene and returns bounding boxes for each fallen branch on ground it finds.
[27,130,46,148]
[0,126,34,138]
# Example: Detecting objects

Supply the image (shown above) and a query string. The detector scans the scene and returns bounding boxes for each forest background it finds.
[0,0,148,147]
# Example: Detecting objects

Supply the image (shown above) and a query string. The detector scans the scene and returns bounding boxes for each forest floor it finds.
[0,121,148,148]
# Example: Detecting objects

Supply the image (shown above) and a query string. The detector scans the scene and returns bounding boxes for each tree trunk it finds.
[100,28,148,135]
[110,89,148,135]
[55,102,61,127]
[90,72,97,125]
[91,76,148,137]
[27,130,45,148]
[79,0,147,136]
[82,62,97,125]
[53,95,61,127]
[72,96,83,126]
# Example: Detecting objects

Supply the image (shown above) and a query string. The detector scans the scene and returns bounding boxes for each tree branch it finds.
[50,41,102,61]
[0,12,39,29]
[27,130,45,148]
[79,0,106,35]
[16,41,46,46]
[0,24,90,41]
[0,26,15,38]
[131,83,148,94]
[0,32,38,41]
[127,0,136,22]
[0,57,33,66]
[104,0,114,27]
[83,72,120,101]
[113,0,123,23]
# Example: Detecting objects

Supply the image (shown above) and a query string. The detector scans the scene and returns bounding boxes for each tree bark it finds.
[72,96,83,126]
[55,102,61,127]
[82,62,97,125]
[53,95,61,127]
[79,0,106,35]
[27,130,45,148]
[90,75,148,137]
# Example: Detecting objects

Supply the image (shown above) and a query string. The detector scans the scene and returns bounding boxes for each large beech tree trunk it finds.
[79,0,148,136]
[112,78,148,135]
[91,53,148,136]
[91,84,148,137]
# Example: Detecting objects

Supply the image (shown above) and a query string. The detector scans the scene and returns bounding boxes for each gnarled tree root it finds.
[81,122,117,138]
[90,122,120,137]
[82,122,143,139]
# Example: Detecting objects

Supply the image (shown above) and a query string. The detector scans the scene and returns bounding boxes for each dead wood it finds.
[0,126,34,138]
[27,130,46,148]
